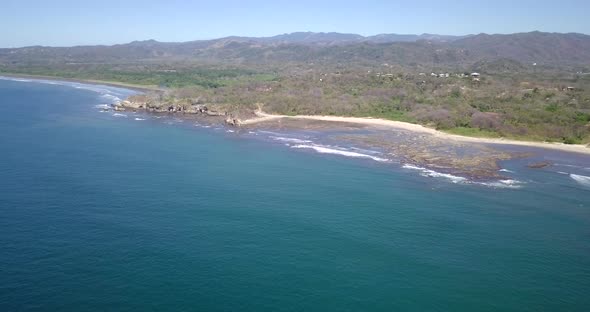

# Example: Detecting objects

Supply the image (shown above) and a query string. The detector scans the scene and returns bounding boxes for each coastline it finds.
[242,111,590,155]
[0,73,162,93]
[2,74,588,156]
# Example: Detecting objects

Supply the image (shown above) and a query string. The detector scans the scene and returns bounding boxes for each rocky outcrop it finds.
[116,97,226,117]
[107,94,240,125]
[206,110,225,116]
[184,104,208,114]
[120,99,145,109]
[527,161,552,169]
[225,117,242,126]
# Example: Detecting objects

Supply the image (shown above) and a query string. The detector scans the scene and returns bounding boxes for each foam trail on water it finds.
[570,174,590,188]
[499,169,514,173]
[402,164,467,183]
[113,113,127,118]
[101,94,122,104]
[134,118,146,121]
[292,144,389,162]
[0,77,32,82]
[474,180,524,189]
[95,104,111,110]
[403,164,524,188]
[271,136,313,144]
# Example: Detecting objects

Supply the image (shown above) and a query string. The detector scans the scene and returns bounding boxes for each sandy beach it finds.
[0,73,162,93]
[242,111,590,155]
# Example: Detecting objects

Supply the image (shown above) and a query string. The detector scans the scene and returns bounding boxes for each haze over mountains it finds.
[211,32,468,44]
[1,31,590,69]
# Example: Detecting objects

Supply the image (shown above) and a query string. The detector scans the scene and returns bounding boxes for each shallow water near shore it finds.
[1,78,590,311]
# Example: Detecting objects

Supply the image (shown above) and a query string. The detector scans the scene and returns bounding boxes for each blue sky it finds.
[1,0,589,47]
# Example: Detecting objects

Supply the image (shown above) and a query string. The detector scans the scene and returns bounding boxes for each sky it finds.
[1,0,589,47]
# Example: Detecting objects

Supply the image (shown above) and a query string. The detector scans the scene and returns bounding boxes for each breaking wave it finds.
[291,144,389,162]
[134,118,146,121]
[94,104,111,110]
[499,169,514,173]
[101,94,122,104]
[555,163,582,168]
[112,113,127,118]
[403,164,523,188]
[475,180,524,189]
[570,174,590,188]
[270,136,313,144]
[402,164,467,183]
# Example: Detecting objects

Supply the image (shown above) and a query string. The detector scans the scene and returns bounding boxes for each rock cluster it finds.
[225,117,242,126]
[112,98,226,117]
[527,161,552,169]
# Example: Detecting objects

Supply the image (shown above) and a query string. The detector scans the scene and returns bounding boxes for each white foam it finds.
[570,174,590,188]
[402,164,467,183]
[349,146,384,155]
[101,94,122,104]
[94,104,111,110]
[270,136,313,144]
[8,78,32,82]
[291,144,389,162]
[556,163,582,168]
[474,179,524,189]
[403,164,523,188]
[134,118,146,121]
[112,113,127,118]
[258,130,280,134]
[499,169,514,173]
[226,130,235,133]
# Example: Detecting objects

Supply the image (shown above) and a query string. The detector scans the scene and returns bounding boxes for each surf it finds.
[570,174,590,188]
[291,144,389,162]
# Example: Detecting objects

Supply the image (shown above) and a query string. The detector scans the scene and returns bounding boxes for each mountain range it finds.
[1,31,590,69]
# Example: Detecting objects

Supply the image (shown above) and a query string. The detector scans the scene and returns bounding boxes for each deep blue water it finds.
[1,78,590,311]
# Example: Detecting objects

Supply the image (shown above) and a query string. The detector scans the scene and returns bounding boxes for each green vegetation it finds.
[1,66,277,88]
[2,33,590,144]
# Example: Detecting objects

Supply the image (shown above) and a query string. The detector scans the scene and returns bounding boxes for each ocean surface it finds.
[1,77,589,311]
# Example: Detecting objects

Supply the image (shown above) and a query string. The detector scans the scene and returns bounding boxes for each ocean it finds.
[1,77,589,311]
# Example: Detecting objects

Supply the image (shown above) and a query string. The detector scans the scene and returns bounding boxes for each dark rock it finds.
[206,111,225,116]
[225,117,242,126]
[527,161,552,169]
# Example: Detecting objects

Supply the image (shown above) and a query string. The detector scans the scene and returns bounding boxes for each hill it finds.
[1,31,589,69]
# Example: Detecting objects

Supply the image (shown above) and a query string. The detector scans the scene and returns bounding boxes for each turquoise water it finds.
[1,78,589,311]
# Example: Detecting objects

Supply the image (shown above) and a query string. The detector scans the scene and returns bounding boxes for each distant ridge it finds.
[192,31,468,45]
[1,31,590,67]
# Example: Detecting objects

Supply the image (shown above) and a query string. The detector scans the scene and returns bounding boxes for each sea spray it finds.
[570,174,590,188]
[292,144,389,162]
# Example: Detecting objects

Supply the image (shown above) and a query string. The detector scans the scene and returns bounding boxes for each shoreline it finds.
[0,73,162,93]
[2,74,588,156]
[242,111,590,155]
